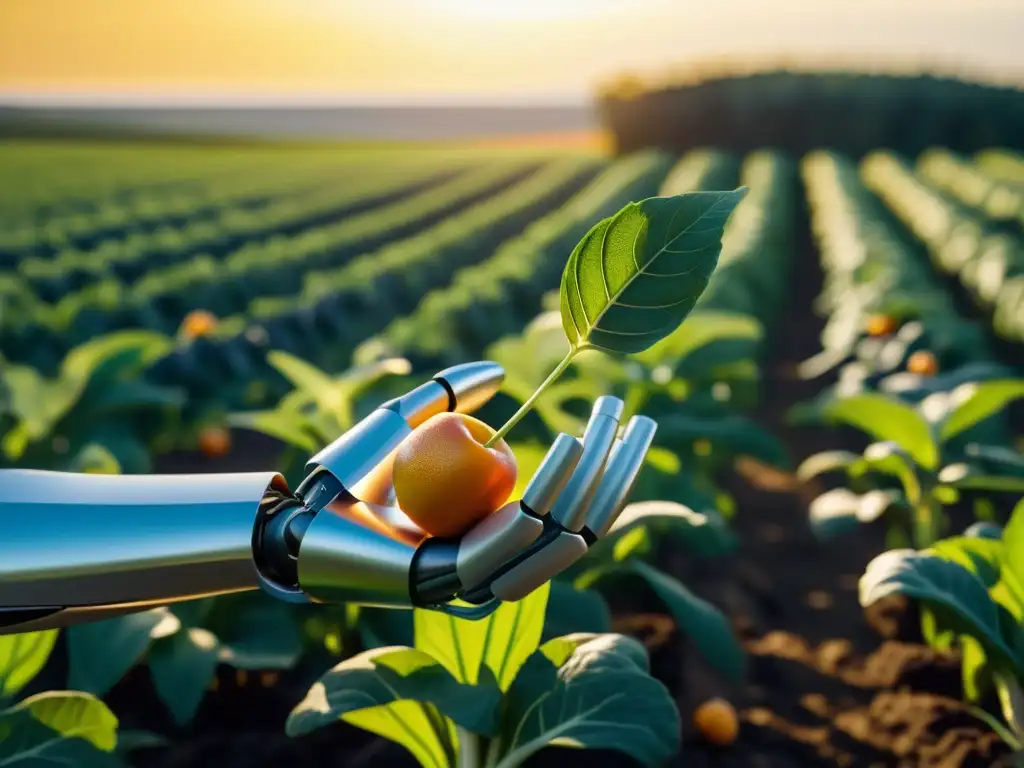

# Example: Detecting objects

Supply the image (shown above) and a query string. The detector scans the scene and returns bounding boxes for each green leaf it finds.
[68,444,122,475]
[414,582,549,692]
[808,488,904,540]
[634,309,762,369]
[542,582,612,642]
[498,633,680,768]
[859,549,1021,674]
[226,409,321,453]
[559,190,747,355]
[0,629,58,697]
[0,691,121,767]
[796,450,861,482]
[208,595,304,671]
[68,608,180,696]
[286,646,478,759]
[626,560,744,683]
[940,380,1024,443]
[590,500,735,562]
[938,463,1024,494]
[148,627,220,726]
[265,350,340,415]
[824,393,939,470]
[60,331,172,382]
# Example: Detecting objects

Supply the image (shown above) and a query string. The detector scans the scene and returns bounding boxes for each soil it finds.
[119,226,1014,767]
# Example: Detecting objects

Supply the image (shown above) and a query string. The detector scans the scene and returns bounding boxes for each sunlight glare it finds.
[431,0,617,21]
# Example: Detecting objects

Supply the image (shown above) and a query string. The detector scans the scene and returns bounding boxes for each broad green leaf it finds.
[560,190,747,355]
[964,522,1004,540]
[346,702,457,768]
[595,500,735,560]
[859,549,1021,673]
[542,582,612,642]
[937,463,1024,494]
[3,366,82,439]
[498,633,680,768]
[808,488,904,540]
[266,350,340,415]
[0,691,121,767]
[148,627,220,726]
[824,393,939,470]
[626,560,744,683]
[414,582,549,692]
[855,442,921,504]
[634,309,762,368]
[796,450,861,482]
[286,646,480,751]
[335,357,413,405]
[61,330,173,382]
[0,629,58,697]
[68,608,180,696]
[1000,499,1024,619]
[940,380,1024,443]
[208,595,304,671]
[929,537,1003,588]
[227,409,320,453]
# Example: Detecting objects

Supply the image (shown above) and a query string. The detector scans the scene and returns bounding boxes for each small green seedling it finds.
[859,497,1024,764]
[798,381,1024,548]
[287,581,682,768]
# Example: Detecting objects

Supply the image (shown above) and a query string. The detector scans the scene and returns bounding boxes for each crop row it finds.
[861,151,1024,346]
[8,160,464,299]
[147,156,605,402]
[917,149,1024,229]
[0,159,548,372]
[358,150,685,369]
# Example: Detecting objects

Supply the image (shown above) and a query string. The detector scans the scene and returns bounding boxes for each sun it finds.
[430,0,614,21]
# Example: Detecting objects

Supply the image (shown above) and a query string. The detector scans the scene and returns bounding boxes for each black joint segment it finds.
[410,537,462,606]
[520,501,544,521]
[0,607,63,628]
[434,376,458,412]
[580,526,598,547]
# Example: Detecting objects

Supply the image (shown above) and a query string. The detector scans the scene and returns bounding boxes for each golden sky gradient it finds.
[2,0,1023,102]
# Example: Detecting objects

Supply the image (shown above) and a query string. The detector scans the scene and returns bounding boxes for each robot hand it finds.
[0,362,656,635]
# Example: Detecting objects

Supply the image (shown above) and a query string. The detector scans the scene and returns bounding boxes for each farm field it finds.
[2,129,1024,768]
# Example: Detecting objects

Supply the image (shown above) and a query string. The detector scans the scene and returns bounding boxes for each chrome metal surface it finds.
[297,501,418,608]
[584,416,658,538]
[550,396,623,531]
[383,381,450,428]
[0,469,279,619]
[520,433,584,515]
[304,408,411,493]
[489,530,588,602]
[436,361,505,415]
[455,500,544,590]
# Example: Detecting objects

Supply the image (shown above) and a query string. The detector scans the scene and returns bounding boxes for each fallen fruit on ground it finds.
[866,313,898,337]
[179,309,219,340]
[198,426,232,459]
[693,697,739,746]
[392,412,518,538]
[906,349,939,376]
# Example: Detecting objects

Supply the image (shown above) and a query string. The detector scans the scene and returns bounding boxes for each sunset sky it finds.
[2,0,1022,104]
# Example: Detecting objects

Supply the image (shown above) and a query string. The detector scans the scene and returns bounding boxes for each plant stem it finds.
[996,673,1024,746]
[484,350,577,448]
[456,726,482,768]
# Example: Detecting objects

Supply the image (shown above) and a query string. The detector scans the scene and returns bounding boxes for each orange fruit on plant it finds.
[198,426,232,459]
[180,309,218,340]
[906,350,939,376]
[866,313,898,337]
[392,413,517,538]
[693,697,739,746]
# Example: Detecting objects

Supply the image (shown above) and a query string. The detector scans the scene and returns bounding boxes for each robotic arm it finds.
[0,362,656,635]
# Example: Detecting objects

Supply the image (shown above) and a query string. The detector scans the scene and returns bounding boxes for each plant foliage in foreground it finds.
[287,582,681,768]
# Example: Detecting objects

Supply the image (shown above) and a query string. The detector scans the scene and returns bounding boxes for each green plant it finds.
[287,581,682,768]
[859,497,1024,763]
[0,330,183,473]
[798,381,1024,548]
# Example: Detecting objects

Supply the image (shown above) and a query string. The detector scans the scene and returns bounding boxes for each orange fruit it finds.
[693,697,739,746]
[198,426,232,459]
[392,413,517,538]
[906,350,939,376]
[866,313,898,337]
[180,309,218,340]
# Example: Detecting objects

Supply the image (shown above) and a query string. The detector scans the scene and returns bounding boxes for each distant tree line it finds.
[596,70,1024,159]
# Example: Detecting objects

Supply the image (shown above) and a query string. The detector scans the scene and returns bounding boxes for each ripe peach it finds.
[392,413,517,538]
[693,697,739,746]
[866,313,898,337]
[907,350,939,376]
